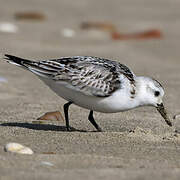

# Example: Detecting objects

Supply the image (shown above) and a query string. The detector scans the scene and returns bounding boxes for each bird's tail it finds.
[4,54,58,78]
[4,54,34,68]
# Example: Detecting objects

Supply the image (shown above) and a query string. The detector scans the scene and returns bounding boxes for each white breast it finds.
[39,76,139,113]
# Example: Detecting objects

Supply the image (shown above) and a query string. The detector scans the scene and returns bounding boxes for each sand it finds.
[0,0,180,179]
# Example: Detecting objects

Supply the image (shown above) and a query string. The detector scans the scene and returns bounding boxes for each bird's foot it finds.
[97,127,103,132]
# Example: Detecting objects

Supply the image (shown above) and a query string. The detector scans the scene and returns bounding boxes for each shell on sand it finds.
[4,143,34,155]
[37,111,64,121]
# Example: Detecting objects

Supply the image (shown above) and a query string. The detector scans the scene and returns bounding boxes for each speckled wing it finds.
[6,55,135,97]
[50,56,134,97]
[53,62,122,97]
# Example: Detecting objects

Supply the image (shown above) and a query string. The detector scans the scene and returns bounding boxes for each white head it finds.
[136,76,172,126]
[136,77,164,107]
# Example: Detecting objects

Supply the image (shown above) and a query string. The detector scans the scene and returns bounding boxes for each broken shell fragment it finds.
[37,111,64,121]
[14,12,46,21]
[4,143,34,155]
[80,22,116,32]
[111,29,163,40]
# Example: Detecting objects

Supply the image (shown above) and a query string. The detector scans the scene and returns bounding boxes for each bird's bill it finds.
[156,103,172,127]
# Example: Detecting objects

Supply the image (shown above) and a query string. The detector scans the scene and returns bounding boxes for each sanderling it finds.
[4,54,172,131]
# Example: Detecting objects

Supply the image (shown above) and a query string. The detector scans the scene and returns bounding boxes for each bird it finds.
[3,54,172,131]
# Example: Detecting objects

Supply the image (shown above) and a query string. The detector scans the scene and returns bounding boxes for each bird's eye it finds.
[154,91,160,97]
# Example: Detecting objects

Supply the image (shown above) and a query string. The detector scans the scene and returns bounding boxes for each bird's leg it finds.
[63,101,73,131]
[88,110,102,132]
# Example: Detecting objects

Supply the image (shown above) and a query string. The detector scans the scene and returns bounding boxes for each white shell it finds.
[0,22,18,33]
[61,28,75,37]
[4,143,34,155]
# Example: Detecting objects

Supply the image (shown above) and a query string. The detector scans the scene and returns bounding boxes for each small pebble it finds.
[4,143,33,155]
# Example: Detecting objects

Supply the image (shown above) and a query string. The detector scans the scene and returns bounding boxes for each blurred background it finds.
[0,0,179,60]
[0,0,180,179]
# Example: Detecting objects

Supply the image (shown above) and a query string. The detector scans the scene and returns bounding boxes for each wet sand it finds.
[0,0,180,179]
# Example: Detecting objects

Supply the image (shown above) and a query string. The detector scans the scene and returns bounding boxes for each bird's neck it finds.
[134,76,152,107]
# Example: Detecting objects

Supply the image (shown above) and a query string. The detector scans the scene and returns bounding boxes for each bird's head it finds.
[136,76,172,126]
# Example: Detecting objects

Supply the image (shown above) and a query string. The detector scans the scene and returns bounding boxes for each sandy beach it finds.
[0,0,180,179]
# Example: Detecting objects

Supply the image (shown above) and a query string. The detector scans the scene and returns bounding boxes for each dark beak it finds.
[156,103,172,127]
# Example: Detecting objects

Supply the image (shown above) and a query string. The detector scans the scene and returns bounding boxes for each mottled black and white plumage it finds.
[3,54,172,131]
[5,55,134,97]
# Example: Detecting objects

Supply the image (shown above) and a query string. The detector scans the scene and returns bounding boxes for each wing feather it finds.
[11,56,135,97]
[51,61,124,97]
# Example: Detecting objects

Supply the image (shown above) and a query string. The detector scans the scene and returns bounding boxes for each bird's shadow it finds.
[0,122,87,132]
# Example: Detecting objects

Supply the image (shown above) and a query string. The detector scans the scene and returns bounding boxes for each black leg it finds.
[63,101,73,131]
[88,110,102,132]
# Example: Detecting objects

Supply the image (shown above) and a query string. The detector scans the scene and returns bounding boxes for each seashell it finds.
[37,111,64,121]
[0,22,18,33]
[61,28,75,38]
[14,12,46,21]
[4,143,33,155]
